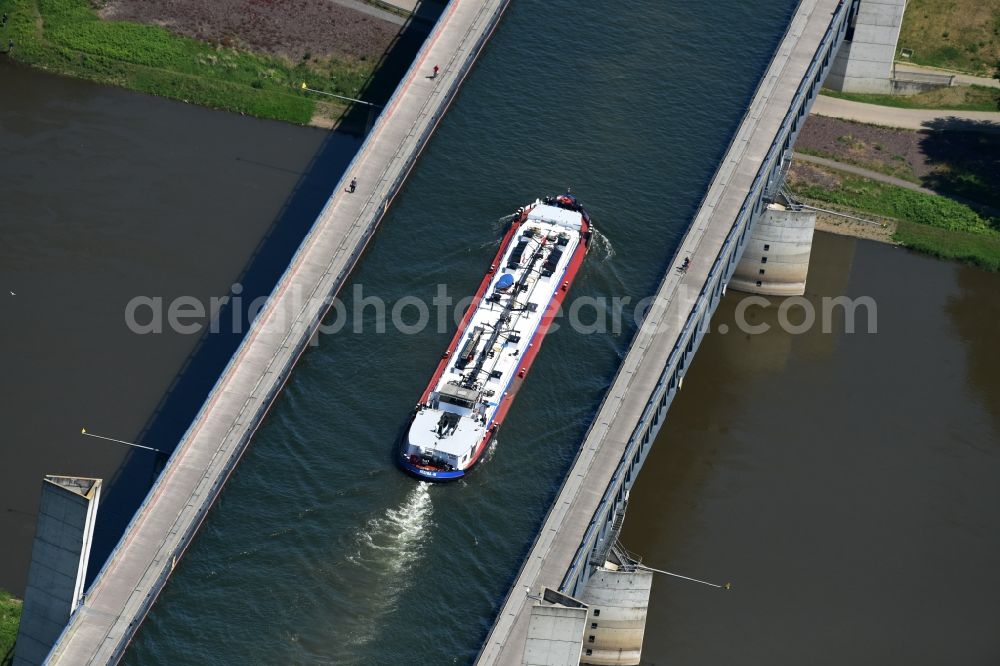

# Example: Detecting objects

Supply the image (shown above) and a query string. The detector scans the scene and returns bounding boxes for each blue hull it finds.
[399,458,466,482]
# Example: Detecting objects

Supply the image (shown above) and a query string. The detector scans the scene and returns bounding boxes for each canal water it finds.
[121,0,805,663]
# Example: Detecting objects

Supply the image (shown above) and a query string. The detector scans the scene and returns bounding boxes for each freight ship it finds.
[398,194,592,481]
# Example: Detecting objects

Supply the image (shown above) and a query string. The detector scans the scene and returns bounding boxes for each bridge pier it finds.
[729,200,817,297]
[576,566,652,666]
[522,550,652,666]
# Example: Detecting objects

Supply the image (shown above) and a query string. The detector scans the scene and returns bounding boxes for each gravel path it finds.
[792,152,937,193]
[812,95,1000,131]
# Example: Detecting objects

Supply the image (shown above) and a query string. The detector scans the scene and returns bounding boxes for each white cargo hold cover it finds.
[526,204,582,231]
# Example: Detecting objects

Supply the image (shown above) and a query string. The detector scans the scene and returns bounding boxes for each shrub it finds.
[793,176,999,236]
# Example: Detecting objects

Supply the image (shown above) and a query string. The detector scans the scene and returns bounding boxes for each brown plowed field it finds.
[98,0,399,62]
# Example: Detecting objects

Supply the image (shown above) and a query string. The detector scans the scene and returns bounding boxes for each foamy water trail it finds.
[339,482,434,654]
[590,227,616,262]
[493,212,519,232]
[480,437,500,465]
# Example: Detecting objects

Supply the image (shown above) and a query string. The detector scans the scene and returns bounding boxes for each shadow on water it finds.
[84,126,358,583]
[85,5,443,583]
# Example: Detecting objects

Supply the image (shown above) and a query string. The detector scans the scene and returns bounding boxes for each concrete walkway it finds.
[46,0,511,663]
[893,61,1000,89]
[792,151,936,194]
[812,94,1000,131]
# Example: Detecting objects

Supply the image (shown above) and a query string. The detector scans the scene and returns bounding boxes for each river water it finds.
[622,232,1000,664]
[3,0,997,663]
[0,59,358,593]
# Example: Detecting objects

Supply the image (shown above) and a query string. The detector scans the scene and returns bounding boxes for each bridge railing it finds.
[556,0,853,596]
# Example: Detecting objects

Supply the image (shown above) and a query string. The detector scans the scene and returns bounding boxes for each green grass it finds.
[0,0,376,124]
[897,0,1000,75]
[789,173,1000,270]
[791,174,998,235]
[894,220,1000,271]
[821,86,999,112]
[0,590,22,661]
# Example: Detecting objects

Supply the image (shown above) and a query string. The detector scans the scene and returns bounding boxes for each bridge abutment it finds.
[577,568,652,666]
[14,477,100,666]
[825,0,907,94]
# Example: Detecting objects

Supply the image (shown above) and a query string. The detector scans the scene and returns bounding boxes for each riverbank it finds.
[810,205,896,244]
[0,0,403,127]
[796,190,1000,271]
[1,590,21,662]
[788,160,1000,270]
[787,113,1000,270]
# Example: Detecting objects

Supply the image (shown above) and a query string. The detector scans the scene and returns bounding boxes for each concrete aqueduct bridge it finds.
[43,0,513,663]
[476,0,857,663]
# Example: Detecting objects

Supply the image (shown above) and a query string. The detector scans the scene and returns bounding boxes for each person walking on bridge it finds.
[348,177,357,193]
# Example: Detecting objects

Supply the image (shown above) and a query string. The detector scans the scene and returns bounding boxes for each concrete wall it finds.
[523,605,588,666]
[729,204,816,296]
[578,570,652,666]
[826,0,907,93]
[14,477,100,666]
[890,74,952,95]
